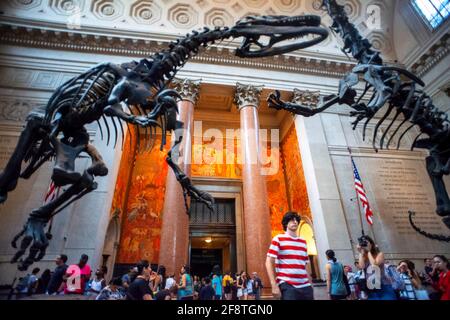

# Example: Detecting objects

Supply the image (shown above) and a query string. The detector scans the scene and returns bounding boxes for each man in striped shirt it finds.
[265,212,314,300]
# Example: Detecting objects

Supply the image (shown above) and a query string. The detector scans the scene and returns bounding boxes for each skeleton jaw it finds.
[232,15,329,58]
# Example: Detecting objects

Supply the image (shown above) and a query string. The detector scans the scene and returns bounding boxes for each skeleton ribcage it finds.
[46,70,116,123]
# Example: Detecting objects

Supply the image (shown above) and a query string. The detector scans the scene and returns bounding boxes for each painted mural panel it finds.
[116,135,170,264]
[109,132,136,221]
[192,131,242,179]
[263,142,290,238]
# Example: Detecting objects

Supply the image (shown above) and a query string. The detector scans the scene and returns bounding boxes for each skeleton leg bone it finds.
[51,136,85,186]
[11,170,97,270]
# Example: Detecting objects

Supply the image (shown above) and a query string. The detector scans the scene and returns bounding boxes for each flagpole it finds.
[348,147,365,236]
[349,147,378,244]
[333,165,358,259]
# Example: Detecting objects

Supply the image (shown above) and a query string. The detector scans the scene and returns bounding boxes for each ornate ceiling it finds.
[0,0,398,61]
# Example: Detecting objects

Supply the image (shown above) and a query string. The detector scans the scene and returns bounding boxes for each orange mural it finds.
[263,142,290,238]
[116,135,170,264]
[108,132,136,222]
[281,124,312,222]
[113,123,311,263]
[192,131,242,179]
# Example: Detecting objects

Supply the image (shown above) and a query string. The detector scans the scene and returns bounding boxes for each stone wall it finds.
[296,111,450,279]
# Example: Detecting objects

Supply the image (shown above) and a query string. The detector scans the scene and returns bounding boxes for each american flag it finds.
[352,157,373,225]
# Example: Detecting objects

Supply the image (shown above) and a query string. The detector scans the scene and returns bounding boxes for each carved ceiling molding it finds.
[410,33,450,78]
[0,24,355,79]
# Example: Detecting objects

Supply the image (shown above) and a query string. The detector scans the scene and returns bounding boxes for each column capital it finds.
[292,88,321,107]
[234,82,264,110]
[172,78,201,104]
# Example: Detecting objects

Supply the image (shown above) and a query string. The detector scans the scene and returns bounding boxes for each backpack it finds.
[223,278,232,294]
[253,278,263,292]
[385,265,405,291]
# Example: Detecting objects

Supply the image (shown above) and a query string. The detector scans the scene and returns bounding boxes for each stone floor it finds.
[2,284,329,301]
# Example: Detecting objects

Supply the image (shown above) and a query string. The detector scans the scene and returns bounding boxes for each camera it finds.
[358,235,368,247]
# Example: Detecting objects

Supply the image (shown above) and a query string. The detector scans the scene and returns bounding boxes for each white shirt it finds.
[165,277,175,290]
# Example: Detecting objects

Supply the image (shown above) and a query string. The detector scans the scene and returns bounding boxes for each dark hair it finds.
[361,235,379,256]
[137,260,149,275]
[101,266,108,275]
[155,289,171,301]
[41,269,51,278]
[59,254,68,263]
[281,212,301,231]
[326,249,337,262]
[169,285,178,295]
[204,277,211,285]
[182,264,190,274]
[110,277,122,286]
[407,260,416,271]
[212,264,221,276]
[32,267,40,274]
[80,254,89,263]
[433,255,449,268]
[158,265,166,276]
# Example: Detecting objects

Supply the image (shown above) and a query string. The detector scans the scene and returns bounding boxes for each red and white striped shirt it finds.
[267,233,310,288]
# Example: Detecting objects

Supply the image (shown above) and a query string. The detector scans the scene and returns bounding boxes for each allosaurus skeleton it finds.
[0,15,328,270]
[268,0,450,242]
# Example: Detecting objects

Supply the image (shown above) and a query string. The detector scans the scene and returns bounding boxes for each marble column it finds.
[235,83,271,289]
[159,79,200,276]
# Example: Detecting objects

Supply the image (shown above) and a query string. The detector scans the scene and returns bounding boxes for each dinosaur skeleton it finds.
[0,15,329,270]
[268,0,450,242]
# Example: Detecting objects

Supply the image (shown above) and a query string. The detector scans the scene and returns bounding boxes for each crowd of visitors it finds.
[12,253,263,300]
[10,211,448,301]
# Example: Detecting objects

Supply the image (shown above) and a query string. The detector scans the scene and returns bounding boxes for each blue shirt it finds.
[328,260,347,296]
[212,275,222,296]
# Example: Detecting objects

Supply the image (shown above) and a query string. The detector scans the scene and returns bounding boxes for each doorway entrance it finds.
[189,198,237,277]
[190,248,223,278]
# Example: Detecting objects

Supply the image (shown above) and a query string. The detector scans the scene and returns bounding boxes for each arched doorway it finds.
[298,218,319,280]
[101,214,120,282]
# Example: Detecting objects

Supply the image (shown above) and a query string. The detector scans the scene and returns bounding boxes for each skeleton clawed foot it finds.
[267,90,317,116]
[131,89,181,128]
[11,213,51,271]
[180,175,215,212]
[350,105,374,129]
[267,90,286,111]
[132,115,160,128]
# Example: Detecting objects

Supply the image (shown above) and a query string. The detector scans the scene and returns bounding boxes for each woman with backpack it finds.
[357,235,397,300]
[177,264,194,300]
[325,250,349,300]
[222,272,233,300]
[151,265,166,294]
[237,271,249,300]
